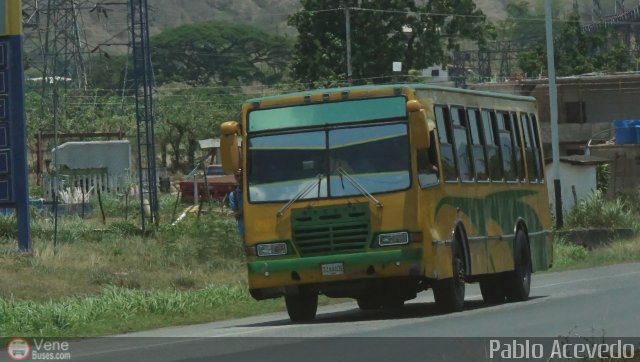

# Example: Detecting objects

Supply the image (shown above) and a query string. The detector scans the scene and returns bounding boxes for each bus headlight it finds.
[256,242,288,257]
[378,232,409,246]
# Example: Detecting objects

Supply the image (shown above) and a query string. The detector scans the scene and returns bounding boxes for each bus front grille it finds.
[291,203,371,257]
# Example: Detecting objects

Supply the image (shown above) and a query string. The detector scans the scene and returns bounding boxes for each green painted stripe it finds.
[248,248,422,274]
[529,230,551,272]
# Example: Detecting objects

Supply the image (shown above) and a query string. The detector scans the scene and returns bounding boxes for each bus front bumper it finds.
[247,248,423,300]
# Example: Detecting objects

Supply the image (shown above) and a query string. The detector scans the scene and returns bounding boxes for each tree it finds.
[151,21,292,86]
[493,0,565,45]
[288,0,487,85]
[504,2,636,78]
[85,54,129,95]
[154,86,242,172]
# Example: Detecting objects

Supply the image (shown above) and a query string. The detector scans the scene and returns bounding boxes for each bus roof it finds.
[245,83,536,104]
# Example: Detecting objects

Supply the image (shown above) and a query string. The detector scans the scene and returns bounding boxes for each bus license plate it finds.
[321,262,344,276]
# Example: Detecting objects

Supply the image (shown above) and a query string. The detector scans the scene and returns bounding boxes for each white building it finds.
[545,155,608,214]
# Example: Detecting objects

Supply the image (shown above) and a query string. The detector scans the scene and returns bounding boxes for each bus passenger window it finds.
[530,114,544,181]
[520,113,536,183]
[467,108,488,181]
[508,112,525,181]
[482,110,503,181]
[497,112,517,181]
[451,106,474,182]
[434,105,458,182]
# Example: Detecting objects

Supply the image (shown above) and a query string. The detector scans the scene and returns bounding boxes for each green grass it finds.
[551,235,640,272]
[552,189,640,271]
[0,284,283,337]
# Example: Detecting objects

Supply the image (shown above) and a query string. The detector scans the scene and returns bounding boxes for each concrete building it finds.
[544,155,608,212]
[587,144,640,197]
[471,72,640,155]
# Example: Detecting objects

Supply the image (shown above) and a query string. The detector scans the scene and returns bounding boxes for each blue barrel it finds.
[634,120,640,144]
[613,120,637,144]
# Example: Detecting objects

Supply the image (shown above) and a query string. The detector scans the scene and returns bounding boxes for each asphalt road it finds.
[60,263,640,361]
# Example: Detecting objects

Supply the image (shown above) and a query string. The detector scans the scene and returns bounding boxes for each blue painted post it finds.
[0,0,31,252]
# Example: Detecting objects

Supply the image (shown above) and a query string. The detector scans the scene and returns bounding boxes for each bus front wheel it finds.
[433,242,465,313]
[285,293,318,322]
[505,230,532,302]
[479,277,506,304]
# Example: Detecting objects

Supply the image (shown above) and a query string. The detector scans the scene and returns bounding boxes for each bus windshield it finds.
[247,122,410,202]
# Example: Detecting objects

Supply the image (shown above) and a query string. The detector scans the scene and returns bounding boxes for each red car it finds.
[179,165,237,203]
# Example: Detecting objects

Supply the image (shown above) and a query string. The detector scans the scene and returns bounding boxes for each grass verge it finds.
[551,235,640,272]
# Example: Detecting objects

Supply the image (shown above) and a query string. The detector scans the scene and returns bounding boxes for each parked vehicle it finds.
[178,164,236,203]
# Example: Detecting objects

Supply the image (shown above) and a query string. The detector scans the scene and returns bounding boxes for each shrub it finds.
[564,190,636,230]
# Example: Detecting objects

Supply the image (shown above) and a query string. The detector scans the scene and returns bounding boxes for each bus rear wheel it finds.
[433,242,465,313]
[505,230,532,302]
[357,297,381,311]
[285,293,318,322]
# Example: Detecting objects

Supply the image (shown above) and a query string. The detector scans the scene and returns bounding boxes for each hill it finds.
[74,0,618,53]
[22,0,624,66]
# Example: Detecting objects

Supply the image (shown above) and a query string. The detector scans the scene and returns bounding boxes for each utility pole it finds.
[344,6,352,85]
[544,0,563,228]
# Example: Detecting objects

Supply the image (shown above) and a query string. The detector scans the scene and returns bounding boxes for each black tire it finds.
[381,297,405,310]
[357,297,381,311]
[433,239,466,313]
[479,276,506,304]
[505,230,532,302]
[285,293,318,322]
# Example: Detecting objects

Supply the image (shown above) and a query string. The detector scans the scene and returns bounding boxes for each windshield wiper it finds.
[336,167,383,209]
[277,174,323,217]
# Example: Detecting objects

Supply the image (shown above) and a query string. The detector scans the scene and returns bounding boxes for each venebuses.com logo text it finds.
[7,338,72,361]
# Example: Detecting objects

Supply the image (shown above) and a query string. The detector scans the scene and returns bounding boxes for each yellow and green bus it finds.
[220,84,553,321]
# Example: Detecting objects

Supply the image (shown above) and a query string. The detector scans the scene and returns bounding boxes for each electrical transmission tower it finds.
[129,0,159,231]
[592,0,602,22]
[22,0,90,97]
[584,0,640,52]
[23,0,159,231]
[22,0,91,190]
[453,42,526,86]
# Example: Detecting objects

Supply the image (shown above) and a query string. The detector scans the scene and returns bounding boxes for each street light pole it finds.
[345,6,353,85]
[545,0,563,228]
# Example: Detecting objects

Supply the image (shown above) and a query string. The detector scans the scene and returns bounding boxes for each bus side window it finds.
[520,113,536,183]
[417,132,439,187]
[481,110,503,181]
[508,112,526,181]
[467,108,488,181]
[496,111,516,181]
[434,105,458,182]
[530,114,544,181]
[451,106,473,182]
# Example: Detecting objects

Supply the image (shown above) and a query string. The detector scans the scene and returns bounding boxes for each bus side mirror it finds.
[220,121,240,174]
[407,100,430,149]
